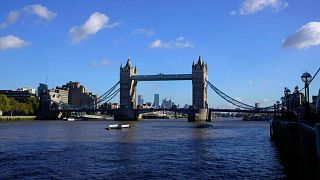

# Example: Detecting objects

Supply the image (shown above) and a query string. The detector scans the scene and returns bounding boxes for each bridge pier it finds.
[188,108,210,122]
[114,108,140,121]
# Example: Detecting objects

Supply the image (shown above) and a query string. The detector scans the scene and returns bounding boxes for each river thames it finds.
[0,118,286,179]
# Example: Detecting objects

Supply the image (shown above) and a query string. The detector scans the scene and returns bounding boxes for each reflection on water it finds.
[0,118,286,179]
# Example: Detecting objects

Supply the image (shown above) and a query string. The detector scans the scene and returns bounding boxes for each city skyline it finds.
[1,0,320,108]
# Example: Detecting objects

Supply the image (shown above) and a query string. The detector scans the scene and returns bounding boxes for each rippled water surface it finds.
[0,118,286,179]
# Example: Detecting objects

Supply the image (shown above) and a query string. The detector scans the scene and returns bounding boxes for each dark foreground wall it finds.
[271,120,320,179]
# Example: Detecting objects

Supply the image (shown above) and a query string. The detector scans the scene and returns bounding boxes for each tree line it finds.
[0,94,39,115]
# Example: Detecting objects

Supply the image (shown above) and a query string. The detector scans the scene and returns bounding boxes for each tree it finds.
[0,95,40,115]
[26,97,39,114]
[0,94,11,112]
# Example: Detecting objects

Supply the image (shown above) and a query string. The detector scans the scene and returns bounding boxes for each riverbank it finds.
[271,119,320,179]
[0,116,36,121]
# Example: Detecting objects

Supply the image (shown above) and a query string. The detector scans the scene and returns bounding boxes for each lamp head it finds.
[301,72,312,84]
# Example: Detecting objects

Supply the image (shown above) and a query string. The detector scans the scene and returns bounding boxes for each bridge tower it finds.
[120,57,137,108]
[189,56,209,122]
[114,57,139,120]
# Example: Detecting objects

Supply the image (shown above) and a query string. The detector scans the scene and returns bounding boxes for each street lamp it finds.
[301,72,312,103]
[284,87,291,116]
[276,101,281,117]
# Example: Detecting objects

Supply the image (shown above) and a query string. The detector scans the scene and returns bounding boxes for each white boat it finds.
[109,124,119,128]
[121,124,130,128]
[67,118,75,121]
[106,124,130,130]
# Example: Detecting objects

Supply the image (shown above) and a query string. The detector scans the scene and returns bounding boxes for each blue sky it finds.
[0,0,320,108]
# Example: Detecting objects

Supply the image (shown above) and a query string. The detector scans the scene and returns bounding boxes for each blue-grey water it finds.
[0,118,286,179]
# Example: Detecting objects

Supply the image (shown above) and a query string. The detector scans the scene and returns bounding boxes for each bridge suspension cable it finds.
[309,66,320,85]
[97,81,120,103]
[103,88,120,103]
[207,80,274,110]
[98,88,120,104]
[78,81,120,109]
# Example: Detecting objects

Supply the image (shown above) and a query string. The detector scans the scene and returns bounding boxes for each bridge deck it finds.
[53,108,276,114]
[131,74,192,81]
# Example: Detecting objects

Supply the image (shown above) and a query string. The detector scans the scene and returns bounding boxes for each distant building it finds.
[101,102,119,109]
[153,94,160,108]
[17,87,36,95]
[138,95,144,105]
[281,86,306,117]
[62,81,97,108]
[40,89,69,111]
[291,86,304,107]
[55,87,69,104]
[312,96,318,105]
[138,103,153,109]
[37,83,48,97]
[0,90,36,102]
[45,89,64,103]
[255,103,260,108]
[162,98,174,109]
[184,104,190,109]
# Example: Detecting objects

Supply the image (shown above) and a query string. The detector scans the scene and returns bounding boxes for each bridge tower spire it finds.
[190,56,209,121]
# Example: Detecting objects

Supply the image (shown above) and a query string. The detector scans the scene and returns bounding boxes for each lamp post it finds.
[276,101,281,117]
[301,72,312,121]
[301,72,312,103]
[280,97,285,118]
[284,87,291,117]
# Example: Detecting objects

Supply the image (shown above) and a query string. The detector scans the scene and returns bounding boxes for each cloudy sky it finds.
[0,0,320,108]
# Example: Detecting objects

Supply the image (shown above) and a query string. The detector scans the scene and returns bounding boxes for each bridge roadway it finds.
[52,108,276,115]
[131,74,192,81]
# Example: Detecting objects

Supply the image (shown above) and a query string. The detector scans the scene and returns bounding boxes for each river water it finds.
[0,118,286,179]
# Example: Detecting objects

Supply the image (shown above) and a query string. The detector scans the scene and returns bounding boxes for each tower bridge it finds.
[115,56,209,121]
[45,56,277,121]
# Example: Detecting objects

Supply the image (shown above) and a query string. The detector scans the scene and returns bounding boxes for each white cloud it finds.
[229,10,237,16]
[26,4,57,20]
[149,36,194,49]
[69,12,118,43]
[150,39,162,48]
[239,0,288,15]
[132,28,155,36]
[0,4,56,28]
[91,59,112,67]
[282,22,320,49]
[0,35,30,50]
[0,11,20,28]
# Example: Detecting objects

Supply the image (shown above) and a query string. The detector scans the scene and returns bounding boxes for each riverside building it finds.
[62,81,97,108]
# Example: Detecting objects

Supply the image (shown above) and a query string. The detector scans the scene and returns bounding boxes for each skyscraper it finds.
[162,98,174,109]
[153,94,159,108]
[138,95,144,105]
[37,83,48,97]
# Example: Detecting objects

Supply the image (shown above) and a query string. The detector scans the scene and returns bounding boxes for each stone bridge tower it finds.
[120,57,137,109]
[189,56,209,121]
[115,57,138,121]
